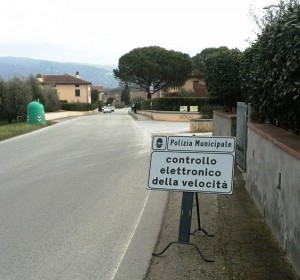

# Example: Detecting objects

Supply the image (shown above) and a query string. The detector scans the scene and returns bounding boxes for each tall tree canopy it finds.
[113,46,192,99]
[192,46,229,74]
[192,47,242,110]
[241,0,300,133]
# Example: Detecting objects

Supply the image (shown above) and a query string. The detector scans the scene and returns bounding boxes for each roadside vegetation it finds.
[0,120,54,141]
[0,75,59,140]
[241,0,300,134]
[0,76,60,124]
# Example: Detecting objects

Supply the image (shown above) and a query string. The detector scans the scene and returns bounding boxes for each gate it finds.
[236,102,248,171]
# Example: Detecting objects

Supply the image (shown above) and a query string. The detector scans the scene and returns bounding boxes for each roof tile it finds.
[41,74,91,85]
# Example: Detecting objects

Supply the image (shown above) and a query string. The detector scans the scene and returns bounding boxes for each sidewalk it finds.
[144,168,299,280]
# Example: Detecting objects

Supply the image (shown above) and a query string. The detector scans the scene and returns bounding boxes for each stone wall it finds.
[190,119,213,132]
[246,123,300,276]
[212,111,236,136]
[212,111,300,277]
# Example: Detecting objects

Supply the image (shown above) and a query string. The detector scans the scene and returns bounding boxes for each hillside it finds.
[0,57,119,88]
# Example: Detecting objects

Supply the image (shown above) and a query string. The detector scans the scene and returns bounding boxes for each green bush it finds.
[204,48,242,110]
[192,47,243,111]
[199,104,223,119]
[241,2,300,134]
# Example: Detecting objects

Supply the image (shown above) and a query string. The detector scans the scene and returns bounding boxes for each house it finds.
[160,69,208,98]
[36,71,92,103]
[183,69,207,97]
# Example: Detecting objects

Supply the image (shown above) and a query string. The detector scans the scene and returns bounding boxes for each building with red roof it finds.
[36,71,92,103]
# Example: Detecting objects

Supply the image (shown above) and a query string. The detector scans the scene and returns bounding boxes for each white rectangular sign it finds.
[148,135,236,194]
[152,135,235,153]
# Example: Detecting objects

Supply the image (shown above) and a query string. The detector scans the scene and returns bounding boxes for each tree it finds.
[5,77,32,123]
[192,47,229,74]
[26,75,44,103]
[0,78,6,120]
[91,89,100,103]
[200,47,242,110]
[43,86,60,112]
[26,75,60,112]
[131,96,144,110]
[113,46,192,99]
[121,84,130,105]
[241,0,300,133]
[106,97,114,105]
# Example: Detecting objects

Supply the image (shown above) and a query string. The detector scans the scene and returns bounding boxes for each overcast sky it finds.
[0,0,278,66]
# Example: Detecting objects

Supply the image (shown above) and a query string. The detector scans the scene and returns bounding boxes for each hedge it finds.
[60,102,98,111]
[140,97,222,111]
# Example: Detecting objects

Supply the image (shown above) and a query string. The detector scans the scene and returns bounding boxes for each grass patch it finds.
[0,121,54,141]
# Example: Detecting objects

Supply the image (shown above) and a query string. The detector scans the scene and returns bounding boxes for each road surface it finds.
[0,109,190,280]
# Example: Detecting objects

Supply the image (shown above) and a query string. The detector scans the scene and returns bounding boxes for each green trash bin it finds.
[27,101,46,125]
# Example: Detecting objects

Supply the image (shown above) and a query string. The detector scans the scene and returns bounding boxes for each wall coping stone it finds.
[213,110,237,119]
[141,110,200,115]
[190,118,213,122]
[248,123,300,160]
[137,110,201,122]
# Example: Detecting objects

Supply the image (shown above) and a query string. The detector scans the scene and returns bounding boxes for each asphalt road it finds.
[0,109,190,280]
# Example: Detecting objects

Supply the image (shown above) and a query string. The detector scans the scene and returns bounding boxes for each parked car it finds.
[103,106,112,113]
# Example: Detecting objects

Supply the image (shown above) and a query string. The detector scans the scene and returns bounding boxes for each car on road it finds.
[102,106,112,113]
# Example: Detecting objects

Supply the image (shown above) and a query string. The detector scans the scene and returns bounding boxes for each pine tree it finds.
[121,84,130,105]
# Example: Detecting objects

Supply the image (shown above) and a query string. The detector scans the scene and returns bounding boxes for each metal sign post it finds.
[191,193,214,237]
[178,192,194,243]
[152,192,214,262]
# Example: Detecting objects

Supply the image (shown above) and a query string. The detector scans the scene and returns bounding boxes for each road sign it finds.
[148,135,236,194]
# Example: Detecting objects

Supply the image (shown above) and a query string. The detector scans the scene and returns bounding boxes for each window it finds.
[75,89,80,97]
[75,84,80,87]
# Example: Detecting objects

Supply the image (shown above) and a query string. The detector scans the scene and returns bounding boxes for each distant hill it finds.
[0,57,119,88]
